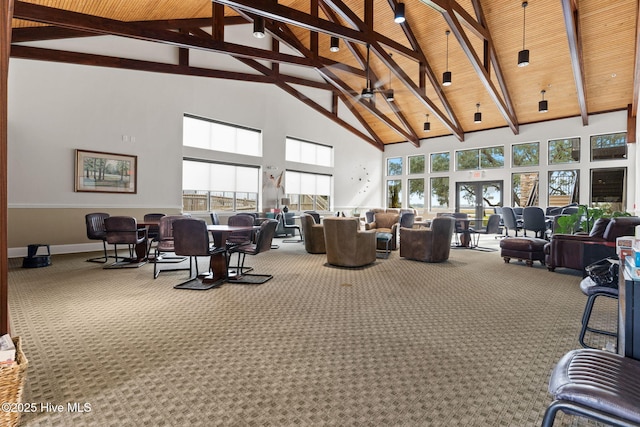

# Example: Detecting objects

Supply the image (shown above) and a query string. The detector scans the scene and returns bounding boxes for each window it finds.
[512,172,539,207]
[512,142,539,167]
[430,152,450,172]
[182,160,259,212]
[387,157,402,176]
[408,178,425,209]
[183,114,261,156]
[591,168,626,212]
[430,177,449,209]
[480,146,504,169]
[549,137,580,164]
[408,155,425,174]
[284,171,331,211]
[456,149,479,170]
[387,180,402,208]
[285,137,332,167]
[548,170,579,206]
[590,132,627,161]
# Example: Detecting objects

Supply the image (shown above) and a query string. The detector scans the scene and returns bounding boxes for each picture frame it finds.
[75,149,137,193]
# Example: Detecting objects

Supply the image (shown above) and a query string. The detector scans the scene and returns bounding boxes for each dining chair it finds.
[172,218,227,290]
[143,212,166,257]
[227,219,278,284]
[226,214,257,272]
[85,212,111,263]
[522,206,548,239]
[153,215,189,279]
[103,216,148,268]
[501,207,523,237]
[277,213,302,242]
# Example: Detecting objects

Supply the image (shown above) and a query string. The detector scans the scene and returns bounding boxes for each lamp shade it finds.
[330,36,340,52]
[423,121,431,131]
[394,3,405,23]
[539,100,548,113]
[442,71,452,86]
[518,49,529,67]
[253,17,265,38]
[474,112,482,123]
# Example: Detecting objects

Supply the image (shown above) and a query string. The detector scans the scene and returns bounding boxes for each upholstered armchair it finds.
[544,216,640,272]
[365,212,400,250]
[399,217,455,263]
[323,217,376,267]
[300,213,326,254]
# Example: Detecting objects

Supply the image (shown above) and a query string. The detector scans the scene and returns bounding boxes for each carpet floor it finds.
[7,235,615,426]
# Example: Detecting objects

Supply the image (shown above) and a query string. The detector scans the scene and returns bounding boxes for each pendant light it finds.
[518,2,529,67]
[330,36,340,53]
[474,103,482,123]
[538,90,548,112]
[385,53,394,101]
[423,114,431,132]
[253,17,265,39]
[361,44,374,99]
[443,30,452,86]
[394,3,406,24]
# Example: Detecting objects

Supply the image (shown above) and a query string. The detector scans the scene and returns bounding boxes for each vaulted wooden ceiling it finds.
[8,0,640,150]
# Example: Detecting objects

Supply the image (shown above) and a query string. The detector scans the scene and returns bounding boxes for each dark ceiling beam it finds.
[10,44,278,83]
[431,2,518,135]
[211,0,419,60]
[11,16,249,43]
[211,2,225,41]
[12,2,315,68]
[561,0,588,126]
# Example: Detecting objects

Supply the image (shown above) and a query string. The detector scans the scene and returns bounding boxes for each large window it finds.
[183,114,261,156]
[430,177,449,209]
[182,115,261,212]
[182,160,259,212]
[591,168,626,212]
[590,132,627,161]
[408,155,425,174]
[480,146,504,169]
[512,142,539,167]
[431,152,450,172]
[285,171,331,211]
[408,178,425,209]
[387,180,402,208]
[512,172,539,207]
[285,137,332,167]
[548,170,579,206]
[456,149,479,170]
[549,137,580,164]
[387,157,403,175]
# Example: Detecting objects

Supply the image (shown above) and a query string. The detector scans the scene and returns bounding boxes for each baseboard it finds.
[8,242,104,259]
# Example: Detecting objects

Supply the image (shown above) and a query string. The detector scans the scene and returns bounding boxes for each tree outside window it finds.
[387,180,402,208]
[387,157,402,176]
[430,177,449,208]
[430,152,450,172]
[512,142,539,167]
[590,132,626,161]
[549,138,580,164]
[408,178,425,209]
[548,170,579,206]
[480,146,504,169]
[456,149,480,170]
[512,172,539,207]
[408,155,425,174]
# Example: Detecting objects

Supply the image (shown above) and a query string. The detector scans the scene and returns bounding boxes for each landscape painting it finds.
[75,149,137,193]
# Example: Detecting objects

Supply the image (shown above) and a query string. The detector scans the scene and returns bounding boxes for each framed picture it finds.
[75,149,137,193]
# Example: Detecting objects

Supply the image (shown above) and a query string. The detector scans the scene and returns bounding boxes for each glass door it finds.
[456,181,503,224]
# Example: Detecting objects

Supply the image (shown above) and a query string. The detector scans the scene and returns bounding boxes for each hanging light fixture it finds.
[518,2,529,67]
[385,53,394,101]
[394,2,406,24]
[361,44,374,99]
[474,103,482,123]
[443,30,452,86]
[423,114,431,132]
[538,89,548,112]
[253,17,265,39]
[330,36,340,53]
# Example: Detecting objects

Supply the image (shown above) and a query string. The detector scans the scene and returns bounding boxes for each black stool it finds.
[22,244,52,268]
[579,277,618,349]
[542,349,640,426]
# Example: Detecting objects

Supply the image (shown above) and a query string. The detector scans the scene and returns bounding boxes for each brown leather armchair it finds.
[300,213,326,254]
[365,212,400,250]
[544,216,640,272]
[399,217,455,263]
[323,217,376,267]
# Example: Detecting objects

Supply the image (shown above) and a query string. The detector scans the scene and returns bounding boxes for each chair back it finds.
[104,216,142,244]
[156,215,186,251]
[86,212,109,240]
[485,214,501,234]
[172,218,211,256]
[210,212,220,225]
[304,211,321,224]
[399,212,415,228]
[523,206,547,237]
[143,213,165,240]
[253,219,279,254]
[227,214,255,244]
[501,207,518,230]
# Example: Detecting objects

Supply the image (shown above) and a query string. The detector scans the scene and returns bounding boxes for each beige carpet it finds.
[7,235,615,426]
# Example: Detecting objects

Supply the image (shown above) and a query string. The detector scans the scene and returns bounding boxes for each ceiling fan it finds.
[360,44,395,102]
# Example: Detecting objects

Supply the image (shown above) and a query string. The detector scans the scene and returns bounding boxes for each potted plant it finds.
[555,205,631,234]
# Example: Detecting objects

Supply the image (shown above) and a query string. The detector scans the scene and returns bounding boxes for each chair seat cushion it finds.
[548,349,640,424]
[499,237,547,251]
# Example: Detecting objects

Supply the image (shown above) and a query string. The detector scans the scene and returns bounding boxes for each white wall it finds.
[383,111,636,214]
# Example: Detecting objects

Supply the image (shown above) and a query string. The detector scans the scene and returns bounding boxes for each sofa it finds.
[365,212,400,250]
[323,217,376,267]
[544,216,640,272]
[300,213,325,254]
[365,208,423,224]
[399,217,456,263]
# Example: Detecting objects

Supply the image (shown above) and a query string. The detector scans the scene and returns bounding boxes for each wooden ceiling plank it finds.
[632,2,640,116]
[12,2,315,68]
[561,0,588,126]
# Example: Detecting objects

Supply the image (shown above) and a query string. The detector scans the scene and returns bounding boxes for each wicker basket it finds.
[0,337,28,427]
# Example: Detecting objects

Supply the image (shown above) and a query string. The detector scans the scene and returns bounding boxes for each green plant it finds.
[555,205,631,234]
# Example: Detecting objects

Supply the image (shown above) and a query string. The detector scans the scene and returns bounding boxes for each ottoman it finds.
[499,237,547,267]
